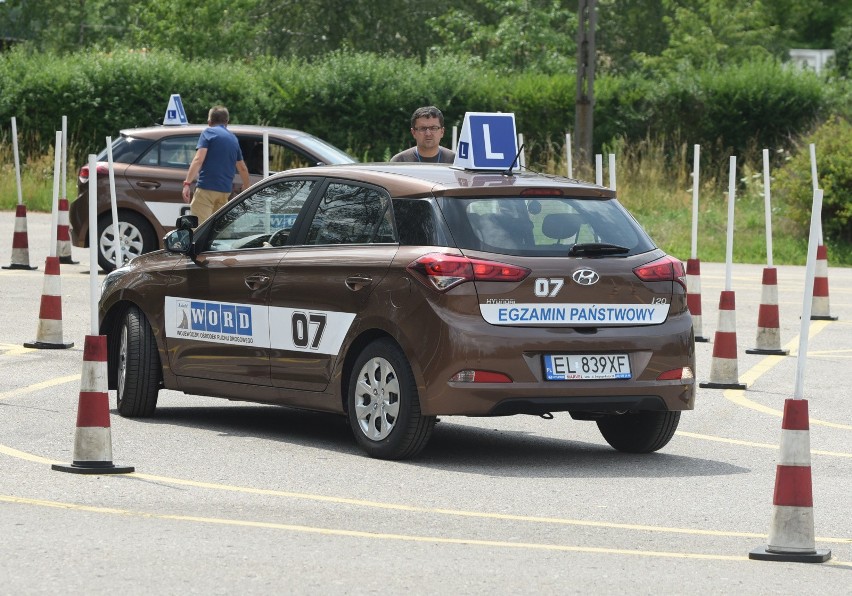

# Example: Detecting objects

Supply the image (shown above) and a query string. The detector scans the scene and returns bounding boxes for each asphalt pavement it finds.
[1,210,850,594]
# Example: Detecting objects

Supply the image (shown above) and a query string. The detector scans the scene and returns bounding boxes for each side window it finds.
[242,140,315,175]
[305,183,396,245]
[137,136,199,168]
[207,180,315,250]
[393,199,446,246]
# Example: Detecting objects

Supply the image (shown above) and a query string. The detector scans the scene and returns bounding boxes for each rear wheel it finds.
[596,411,680,453]
[97,212,156,272]
[116,305,161,417]
[347,338,435,460]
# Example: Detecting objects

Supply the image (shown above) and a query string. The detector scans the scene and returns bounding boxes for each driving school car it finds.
[99,163,695,460]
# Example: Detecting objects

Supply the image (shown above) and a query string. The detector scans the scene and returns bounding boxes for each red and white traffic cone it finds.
[24,256,73,349]
[52,335,134,475]
[56,197,79,265]
[750,399,831,562]
[686,258,709,342]
[746,267,789,356]
[3,204,38,271]
[699,290,746,389]
[810,245,837,321]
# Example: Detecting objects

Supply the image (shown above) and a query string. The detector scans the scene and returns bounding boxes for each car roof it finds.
[269,163,617,199]
[119,124,321,141]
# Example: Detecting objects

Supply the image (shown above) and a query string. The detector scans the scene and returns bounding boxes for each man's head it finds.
[208,106,230,126]
[409,106,446,157]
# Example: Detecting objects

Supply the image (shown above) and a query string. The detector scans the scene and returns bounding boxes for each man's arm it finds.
[182,147,208,203]
[236,160,250,192]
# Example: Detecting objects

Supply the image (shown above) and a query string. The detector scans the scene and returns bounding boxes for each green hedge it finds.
[0,48,836,170]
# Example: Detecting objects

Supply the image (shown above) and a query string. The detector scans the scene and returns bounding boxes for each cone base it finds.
[809,315,838,321]
[746,348,789,355]
[699,381,747,390]
[749,546,830,563]
[2,264,38,270]
[695,336,710,343]
[58,256,79,265]
[23,340,74,350]
[52,462,135,475]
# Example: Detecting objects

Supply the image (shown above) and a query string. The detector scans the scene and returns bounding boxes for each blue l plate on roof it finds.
[453,112,519,171]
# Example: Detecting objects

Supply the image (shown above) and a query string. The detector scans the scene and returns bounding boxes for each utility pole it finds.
[575,0,596,170]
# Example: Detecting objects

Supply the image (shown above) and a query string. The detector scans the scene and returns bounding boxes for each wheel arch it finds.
[100,300,169,390]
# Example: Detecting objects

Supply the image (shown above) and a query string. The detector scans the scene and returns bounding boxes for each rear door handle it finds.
[245,274,271,291]
[345,275,373,291]
[136,181,161,189]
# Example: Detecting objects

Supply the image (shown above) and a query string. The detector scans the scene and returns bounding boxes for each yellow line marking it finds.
[676,431,852,458]
[0,494,766,563]
[1,444,850,545]
[723,321,852,430]
[0,374,79,401]
[0,343,37,357]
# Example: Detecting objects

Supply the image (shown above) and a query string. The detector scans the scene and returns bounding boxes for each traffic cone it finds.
[52,335,134,475]
[686,258,709,342]
[24,256,73,349]
[3,204,38,270]
[750,399,831,562]
[56,197,79,265]
[746,267,789,355]
[699,290,747,389]
[810,245,837,321]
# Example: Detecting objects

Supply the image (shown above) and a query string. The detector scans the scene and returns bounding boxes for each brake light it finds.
[520,188,564,197]
[407,253,530,292]
[656,367,694,381]
[78,162,110,184]
[634,256,686,290]
[450,370,513,383]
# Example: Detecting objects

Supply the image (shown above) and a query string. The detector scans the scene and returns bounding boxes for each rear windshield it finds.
[437,196,655,257]
[96,135,155,164]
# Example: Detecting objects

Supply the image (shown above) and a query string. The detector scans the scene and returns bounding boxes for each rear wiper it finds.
[568,243,630,256]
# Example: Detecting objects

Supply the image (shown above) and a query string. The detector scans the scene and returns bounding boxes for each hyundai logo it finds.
[572,269,600,286]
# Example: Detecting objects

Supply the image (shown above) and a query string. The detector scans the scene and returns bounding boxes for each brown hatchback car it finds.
[70,124,356,272]
[99,163,695,460]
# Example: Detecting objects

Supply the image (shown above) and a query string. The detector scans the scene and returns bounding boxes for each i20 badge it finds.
[572,269,600,286]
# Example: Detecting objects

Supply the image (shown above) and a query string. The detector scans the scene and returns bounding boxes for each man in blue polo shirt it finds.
[182,105,251,223]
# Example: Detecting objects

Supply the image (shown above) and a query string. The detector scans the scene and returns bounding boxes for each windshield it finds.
[437,196,655,257]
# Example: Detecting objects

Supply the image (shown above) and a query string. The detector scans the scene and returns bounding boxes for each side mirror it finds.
[165,228,193,254]
[175,215,198,230]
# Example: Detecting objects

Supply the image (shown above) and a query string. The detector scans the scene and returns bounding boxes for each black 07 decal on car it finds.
[292,312,327,349]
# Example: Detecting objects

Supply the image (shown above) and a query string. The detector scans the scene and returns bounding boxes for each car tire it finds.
[596,411,680,453]
[116,305,161,417]
[97,212,156,273]
[347,338,435,460]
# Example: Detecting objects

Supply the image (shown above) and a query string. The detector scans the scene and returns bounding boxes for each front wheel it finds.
[596,411,680,453]
[347,338,435,460]
[115,305,161,417]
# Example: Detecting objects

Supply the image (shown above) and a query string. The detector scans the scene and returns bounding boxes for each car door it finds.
[164,178,317,386]
[126,134,199,230]
[268,180,399,392]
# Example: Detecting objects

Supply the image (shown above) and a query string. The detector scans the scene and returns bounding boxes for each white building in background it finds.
[788,49,836,73]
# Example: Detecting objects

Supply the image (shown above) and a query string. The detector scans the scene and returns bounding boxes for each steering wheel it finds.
[267,228,290,247]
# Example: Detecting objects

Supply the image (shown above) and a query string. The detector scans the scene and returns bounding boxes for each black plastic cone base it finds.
[810,315,838,321]
[52,461,135,475]
[695,336,710,343]
[746,348,790,355]
[699,381,748,390]
[23,340,74,350]
[58,256,79,265]
[749,546,831,563]
[2,263,38,270]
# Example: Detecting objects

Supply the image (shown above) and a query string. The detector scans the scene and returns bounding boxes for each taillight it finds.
[78,162,109,184]
[449,370,513,383]
[656,367,694,381]
[407,253,530,292]
[634,255,686,290]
